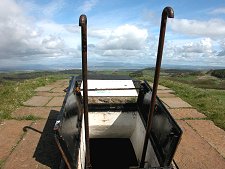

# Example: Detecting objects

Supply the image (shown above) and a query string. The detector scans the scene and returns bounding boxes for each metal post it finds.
[79,14,92,169]
[140,7,174,168]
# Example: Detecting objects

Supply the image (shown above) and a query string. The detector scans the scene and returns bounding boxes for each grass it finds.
[160,78,225,130]
[0,75,65,120]
[130,68,225,130]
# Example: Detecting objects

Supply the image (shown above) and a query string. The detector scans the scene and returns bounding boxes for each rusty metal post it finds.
[79,14,92,169]
[140,7,174,168]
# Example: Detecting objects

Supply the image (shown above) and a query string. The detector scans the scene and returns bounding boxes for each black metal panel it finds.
[137,81,182,167]
[54,76,83,169]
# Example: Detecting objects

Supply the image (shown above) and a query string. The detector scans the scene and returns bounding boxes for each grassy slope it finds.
[0,75,64,120]
[160,78,225,130]
[127,68,225,130]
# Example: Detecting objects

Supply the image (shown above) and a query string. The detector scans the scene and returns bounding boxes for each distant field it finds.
[130,68,225,130]
[1,68,225,131]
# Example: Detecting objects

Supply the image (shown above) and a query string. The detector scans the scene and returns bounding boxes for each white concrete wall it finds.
[130,113,159,167]
[78,111,159,168]
[89,111,137,138]
[77,114,86,169]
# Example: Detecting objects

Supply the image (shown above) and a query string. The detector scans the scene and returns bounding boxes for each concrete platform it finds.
[186,120,225,158]
[160,97,192,108]
[23,96,52,107]
[169,108,206,119]
[0,120,32,160]
[174,120,225,169]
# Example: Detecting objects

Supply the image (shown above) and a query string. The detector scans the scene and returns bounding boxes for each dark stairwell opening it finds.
[90,138,138,169]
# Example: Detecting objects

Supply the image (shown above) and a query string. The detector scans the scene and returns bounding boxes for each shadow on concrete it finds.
[33,110,61,168]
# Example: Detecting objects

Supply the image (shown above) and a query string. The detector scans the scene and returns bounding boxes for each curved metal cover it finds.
[137,81,182,167]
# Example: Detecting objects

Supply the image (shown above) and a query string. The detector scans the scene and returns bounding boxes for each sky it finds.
[1,0,225,70]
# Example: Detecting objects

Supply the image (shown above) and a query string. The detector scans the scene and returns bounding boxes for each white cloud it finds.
[96,24,148,50]
[170,19,225,38]
[0,0,81,68]
[80,0,98,13]
[210,8,225,15]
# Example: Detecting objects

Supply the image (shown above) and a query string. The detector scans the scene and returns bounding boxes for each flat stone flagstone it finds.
[23,96,52,107]
[174,120,225,169]
[157,89,175,94]
[169,108,206,119]
[3,120,61,169]
[157,92,176,98]
[35,91,66,97]
[34,86,54,92]
[186,120,225,158]
[46,97,64,107]
[149,83,170,90]
[50,87,67,93]
[12,107,60,119]
[160,97,192,108]
[0,120,32,161]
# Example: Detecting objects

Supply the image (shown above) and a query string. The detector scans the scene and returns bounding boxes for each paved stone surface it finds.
[0,120,32,160]
[186,120,225,158]
[23,96,52,107]
[157,92,176,98]
[34,86,54,92]
[2,79,225,169]
[46,97,64,107]
[157,89,175,94]
[35,91,65,97]
[12,107,60,119]
[169,108,206,119]
[50,87,66,93]
[3,120,61,169]
[174,120,225,169]
[149,83,169,90]
[161,97,192,108]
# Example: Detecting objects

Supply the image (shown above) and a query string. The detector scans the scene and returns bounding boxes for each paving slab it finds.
[35,91,65,97]
[174,120,225,169]
[34,86,54,92]
[186,120,225,158]
[50,87,66,93]
[46,97,64,107]
[157,93,176,98]
[0,120,32,160]
[23,96,52,107]
[168,108,206,119]
[157,89,175,94]
[3,119,61,169]
[160,97,192,108]
[12,107,60,119]
[149,83,169,90]
[53,79,68,86]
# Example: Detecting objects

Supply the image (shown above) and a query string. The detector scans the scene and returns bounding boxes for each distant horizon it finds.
[1,63,225,73]
[1,0,225,69]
